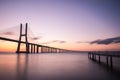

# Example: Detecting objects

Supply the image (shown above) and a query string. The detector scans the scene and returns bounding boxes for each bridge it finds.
[0,23,77,53]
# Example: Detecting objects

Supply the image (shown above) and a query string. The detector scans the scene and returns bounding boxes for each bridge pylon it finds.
[16,23,29,53]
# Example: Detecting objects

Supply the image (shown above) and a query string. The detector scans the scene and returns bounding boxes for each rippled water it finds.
[0,53,119,80]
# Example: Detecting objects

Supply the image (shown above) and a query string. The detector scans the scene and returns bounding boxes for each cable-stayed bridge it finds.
[0,23,77,53]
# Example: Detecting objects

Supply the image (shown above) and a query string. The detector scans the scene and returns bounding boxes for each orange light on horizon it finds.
[0,40,120,52]
[0,41,27,52]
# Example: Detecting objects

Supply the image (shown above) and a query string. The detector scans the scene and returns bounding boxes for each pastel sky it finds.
[0,0,120,52]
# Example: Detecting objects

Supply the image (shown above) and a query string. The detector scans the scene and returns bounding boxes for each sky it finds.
[0,0,120,52]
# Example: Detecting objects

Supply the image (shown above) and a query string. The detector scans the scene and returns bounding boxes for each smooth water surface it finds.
[0,53,119,80]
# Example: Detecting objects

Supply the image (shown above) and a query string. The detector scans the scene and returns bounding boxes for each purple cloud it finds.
[90,36,120,45]
[2,32,15,35]
[59,41,66,43]
[30,36,42,40]
[41,40,66,44]
[76,41,89,43]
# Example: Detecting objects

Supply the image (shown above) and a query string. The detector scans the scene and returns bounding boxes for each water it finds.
[0,53,119,80]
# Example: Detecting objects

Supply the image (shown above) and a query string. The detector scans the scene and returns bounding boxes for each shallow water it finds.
[0,53,119,80]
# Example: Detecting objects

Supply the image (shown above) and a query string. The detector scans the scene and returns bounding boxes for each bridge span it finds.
[0,23,77,53]
[0,36,75,53]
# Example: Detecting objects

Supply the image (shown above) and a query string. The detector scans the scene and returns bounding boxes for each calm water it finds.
[0,53,120,80]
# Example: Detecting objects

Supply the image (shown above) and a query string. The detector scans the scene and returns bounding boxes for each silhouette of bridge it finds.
[0,23,77,53]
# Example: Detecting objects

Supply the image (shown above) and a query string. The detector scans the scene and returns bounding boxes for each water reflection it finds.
[16,54,28,80]
[0,53,120,80]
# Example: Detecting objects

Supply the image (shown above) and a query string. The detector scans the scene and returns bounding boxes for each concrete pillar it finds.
[48,48,50,53]
[53,48,54,53]
[54,49,56,53]
[51,48,53,53]
[50,48,52,53]
[37,45,39,53]
[56,49,58,53]
[106,56,108,66]
[47,47,50,53]
[55,49,57,53]
[27,43,30,53]
[46,47,48,53]
[110,56,113,68]
[59,49,61,53]
[31,44,33,53]
[61,49,62,53]
[34,44,35,53]
[44,47,46,53]
[45,47,47,53]
[41,47,43,53]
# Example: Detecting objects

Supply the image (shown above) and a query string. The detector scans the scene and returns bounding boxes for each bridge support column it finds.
[49,48,52,53]
[31,44,33,53]
[58,49,60,53]
[52,48,54,53]
[45,47,47,53]
[16,23,29,53]
[59,49,62,53]
[53,48,55,53]
[41,47,43,53]
[56,49,58,53]
[27,43,30,53]
[43,47,45,53]
[60,49,62,53]
[59,49,61,53]
[55,49,57,53]
[46,47,48,53]
[50,48,52,53]
[37,45,39,53]
[47,47,50,53]
[33,44,36,53]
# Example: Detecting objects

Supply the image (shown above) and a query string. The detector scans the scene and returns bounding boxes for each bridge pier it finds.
[46,47,48,53]
[50,48,52,53]
[44,47,46,53]
[28,43,30,53]
[33,44,35,53]
[55,48,57,53]
[16,23,29,54]
[49,48,51,53]
[47,47,50,53]
[60,49,62,53]
[41,46,43,53]
[41,46,46,53]
[37,45,39,53]
[58,49,60,53]
[52,48,54,53]
[31,44,33,53]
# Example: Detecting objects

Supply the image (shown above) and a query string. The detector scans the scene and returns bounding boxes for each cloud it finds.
[30,36,42,40]
[90,36,120,45]
[41,40,66,44]
[59,41,66,43]
[76,41,89,43]
[51,40,66,43]
[31,37,40,40]
[51,40,59,43]
[2,32,15,35]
